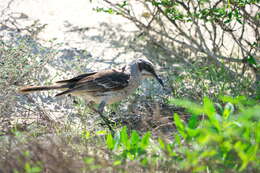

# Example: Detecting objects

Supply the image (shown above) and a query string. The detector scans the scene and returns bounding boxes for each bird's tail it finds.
[19,85,63,93]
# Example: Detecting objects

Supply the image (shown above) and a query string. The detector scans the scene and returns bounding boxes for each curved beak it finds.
[153,73,164,87]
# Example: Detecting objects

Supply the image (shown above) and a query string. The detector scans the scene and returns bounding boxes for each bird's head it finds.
[135,58,164,87]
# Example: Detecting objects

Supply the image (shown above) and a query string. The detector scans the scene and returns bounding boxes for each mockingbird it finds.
[20,58,164,134]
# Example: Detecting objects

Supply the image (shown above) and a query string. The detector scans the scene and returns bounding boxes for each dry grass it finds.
[0,124,181,173]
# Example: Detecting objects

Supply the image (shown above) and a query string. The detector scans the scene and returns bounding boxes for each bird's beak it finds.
[153,73,164,87]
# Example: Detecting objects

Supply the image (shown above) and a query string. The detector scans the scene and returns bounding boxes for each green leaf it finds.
[220,95,244,104]
[106,133,115,150]
[246,55,257,66]
[168,98,204,115]
[106,8,115,14]
[24,162,41,173]
[81,130,90,140]
[237,105,260,122]
[158,138,165,149]
[215,103,223,114]
[246,144,258,161]
[120,126,129,148]
[234,141,249,171]
[166,143,176,156]
[141,132,151,149]
[200,149,217,158]
[23,151,30,157]
[117,1,128,8]
[203,98,221,131]
[228,11,233,19]
[174,133,181,145]
[113,132,121,150]
[236,18,243,24]
[188,114,198,129]
[24,162,31,172]
[141,158,148,166]
[83,157,95,165]
[186,128,199,137]
[174,113,187,139]
[224,19,231,23]
[220,95,257,109]
[223,102,234,119]
[256,122,260,143]
[203,97,216,117]
[96,130,107,135]
[113,160,122,166]
[174,113,185,130]
[30,167,42,173]
[130,130,140,147]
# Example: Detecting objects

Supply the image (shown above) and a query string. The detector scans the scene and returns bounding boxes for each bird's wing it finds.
[55,72,97,84]
[55,69,130,96]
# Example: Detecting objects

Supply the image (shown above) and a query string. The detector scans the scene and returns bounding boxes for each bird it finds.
[19,58,164,134]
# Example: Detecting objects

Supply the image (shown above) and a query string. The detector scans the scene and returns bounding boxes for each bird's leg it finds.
[87,101,115,135]
[97,100,106,113]
[97,101,115,135]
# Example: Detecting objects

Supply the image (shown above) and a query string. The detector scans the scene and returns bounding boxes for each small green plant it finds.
[167,96,259,172]
[23,162,42,173]
[105,96,259,172]
[17,151,42,173]
[83,157,102,171]
[106,126,151,165]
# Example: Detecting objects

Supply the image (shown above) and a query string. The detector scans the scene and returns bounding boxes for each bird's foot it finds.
[88,101,115,136]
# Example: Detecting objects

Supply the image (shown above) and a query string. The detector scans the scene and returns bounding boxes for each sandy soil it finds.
[0,0,142,67]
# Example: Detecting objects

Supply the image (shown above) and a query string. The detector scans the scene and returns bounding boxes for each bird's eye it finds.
[144,64,154,73]
[137,59,155,73]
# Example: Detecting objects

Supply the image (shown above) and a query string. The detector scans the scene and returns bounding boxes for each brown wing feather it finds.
[56,72,97,84]
[55,69,130,96]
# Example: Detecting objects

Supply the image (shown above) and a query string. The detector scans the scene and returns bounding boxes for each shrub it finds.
[106,96,260,172]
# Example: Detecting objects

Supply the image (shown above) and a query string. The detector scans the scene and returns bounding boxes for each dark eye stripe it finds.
[139,62,154,73]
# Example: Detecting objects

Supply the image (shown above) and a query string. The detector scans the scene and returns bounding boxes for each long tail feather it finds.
[19,85,63,93]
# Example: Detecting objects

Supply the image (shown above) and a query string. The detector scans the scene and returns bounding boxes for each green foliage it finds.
[97,0,258,24]
[106,96,259,172]
[168,96,259,171]
[16,151,42,173]
[23,162,42,173]
[106,126,151,165]
[245,55,259,69]
[1,95,259,172]
[94,7,116,14]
